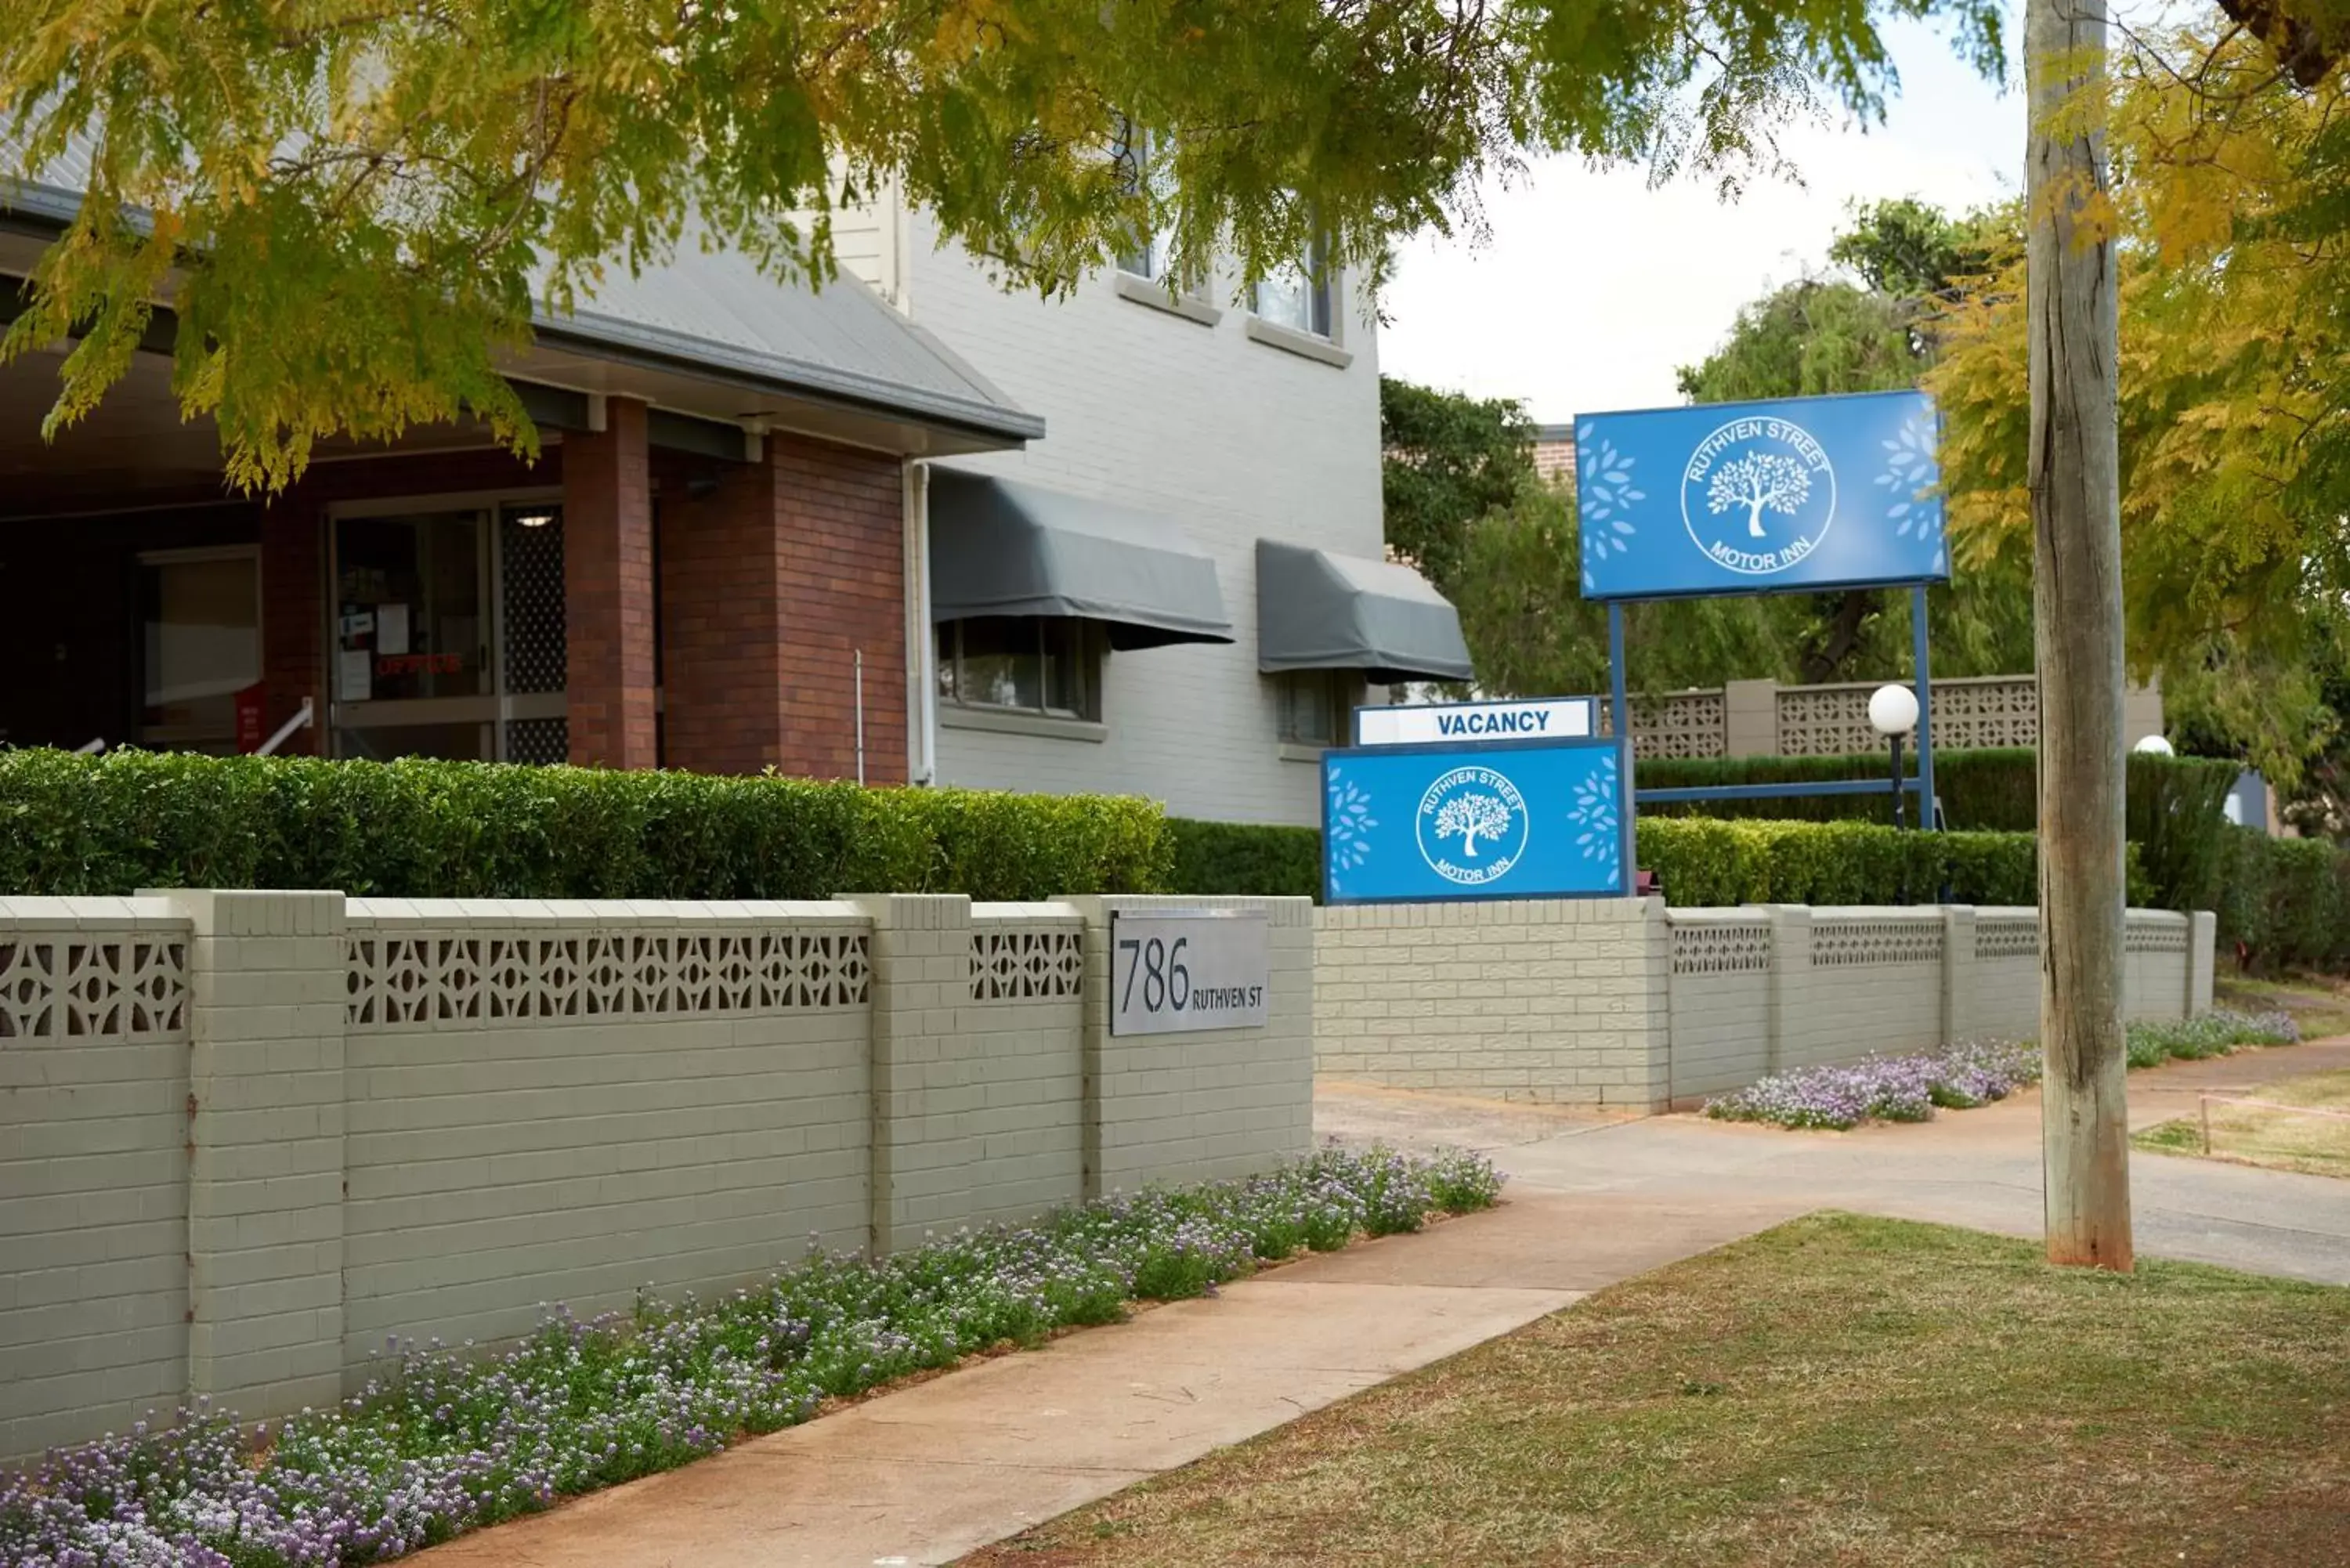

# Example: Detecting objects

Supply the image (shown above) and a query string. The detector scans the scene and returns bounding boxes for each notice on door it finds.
[1108,910,1271,1036]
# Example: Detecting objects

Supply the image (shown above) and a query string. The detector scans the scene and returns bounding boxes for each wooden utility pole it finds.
[2026,0,2132,1270]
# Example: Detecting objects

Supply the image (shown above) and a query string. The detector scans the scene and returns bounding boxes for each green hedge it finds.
[0,750,1169,901]
[1636,818,2061,908]
[2214,826,2350,973]
[1164,818,1322,900]
[1637,747,2236,913]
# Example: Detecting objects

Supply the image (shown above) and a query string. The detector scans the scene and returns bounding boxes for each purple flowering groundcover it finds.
[1705,1008,2300,1132]
[0,1147,1500,1568]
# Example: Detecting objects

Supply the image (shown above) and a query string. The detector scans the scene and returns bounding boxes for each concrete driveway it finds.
[1319,1039,2350,1286]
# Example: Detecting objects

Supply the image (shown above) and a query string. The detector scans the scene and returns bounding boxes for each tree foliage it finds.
[1379,376,1537,596]
[0,0,2005,486]
[1928,20,2350,786]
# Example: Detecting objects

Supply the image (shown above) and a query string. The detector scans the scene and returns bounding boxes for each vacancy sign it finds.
[1354,698,1596,748]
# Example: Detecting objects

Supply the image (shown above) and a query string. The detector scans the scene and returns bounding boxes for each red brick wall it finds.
[662,435,907,781]
[563,401,658,768]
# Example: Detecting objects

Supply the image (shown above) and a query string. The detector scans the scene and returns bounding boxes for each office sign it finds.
[1108,910,1271,1035]
[1575,388,1946,601]
[1321,737,1628,903]
[1354,697,1595,747]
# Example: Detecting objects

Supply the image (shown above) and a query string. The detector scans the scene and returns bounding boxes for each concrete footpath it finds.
[414,1043,2350,1566]
[409,1202,1758,1568]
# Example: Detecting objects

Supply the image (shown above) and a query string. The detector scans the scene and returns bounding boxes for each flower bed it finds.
[0,1147,1501,1568]
[1705,1009,2302,1131]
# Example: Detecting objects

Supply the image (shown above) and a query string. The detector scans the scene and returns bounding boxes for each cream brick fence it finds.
[0,890,1312,1460]
[1317,900,2215,1108]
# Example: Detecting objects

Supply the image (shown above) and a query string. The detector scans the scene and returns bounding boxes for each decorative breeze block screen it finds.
[972,927,1086,1002]
[2124,922,2190,956]
[1669,921,1773,975]
[347,927,871,1030]
[1811,919,1945,967]
[0,936,188,1041]
[1974,920,2040,960]
[1930,679,2040,751]
[1774,685,1882,757]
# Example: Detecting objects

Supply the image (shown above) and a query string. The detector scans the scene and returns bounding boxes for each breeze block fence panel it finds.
[1314,899,2216,1109]
[0,890,1313,1461]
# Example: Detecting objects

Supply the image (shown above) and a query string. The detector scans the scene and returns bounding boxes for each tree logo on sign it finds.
[1680,415,1837,576]
[1415,766,1529,887]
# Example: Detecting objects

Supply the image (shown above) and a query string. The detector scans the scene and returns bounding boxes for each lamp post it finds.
[2133,735,2175,757]
[1870,683,1922,829]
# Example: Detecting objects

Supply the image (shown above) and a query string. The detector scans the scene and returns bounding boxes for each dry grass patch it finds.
[964,1214,2350,1568]
[2137,1067,2350,1179]
[2218,974,2350,1042]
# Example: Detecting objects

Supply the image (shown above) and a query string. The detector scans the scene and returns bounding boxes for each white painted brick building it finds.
[822,190,1463,827]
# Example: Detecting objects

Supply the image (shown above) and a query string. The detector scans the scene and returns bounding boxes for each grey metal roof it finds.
[2,145,1040,445]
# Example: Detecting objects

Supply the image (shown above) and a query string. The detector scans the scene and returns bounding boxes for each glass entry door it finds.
[328,500,567,761]
[138,547,262,753]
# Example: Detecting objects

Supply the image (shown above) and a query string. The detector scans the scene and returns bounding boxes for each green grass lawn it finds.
[964,1215,2350,1568]
[2138,1067,2350,1180]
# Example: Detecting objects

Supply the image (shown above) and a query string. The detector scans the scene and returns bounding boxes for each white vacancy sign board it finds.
[1108,910,1271,1036]
[1354,698,1596,747]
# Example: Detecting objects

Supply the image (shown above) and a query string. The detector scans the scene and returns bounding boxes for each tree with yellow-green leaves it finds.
[1929,19,2350,790]
[2,0,2013,490]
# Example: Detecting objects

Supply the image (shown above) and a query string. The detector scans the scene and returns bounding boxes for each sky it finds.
[1376,16,2029,426]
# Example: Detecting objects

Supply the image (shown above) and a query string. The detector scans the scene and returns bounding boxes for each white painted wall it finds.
[898,209,1388,827]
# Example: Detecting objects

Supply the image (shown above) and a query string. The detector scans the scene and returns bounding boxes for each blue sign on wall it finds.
[1576,389,1946,601]
[1321,738,1629,903]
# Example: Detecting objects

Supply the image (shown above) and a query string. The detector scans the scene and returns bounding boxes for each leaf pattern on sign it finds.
[1874,411,1943,573]
[1564,751,1622,882]
[1325,767,1378,895]
[1576,428,1643,592]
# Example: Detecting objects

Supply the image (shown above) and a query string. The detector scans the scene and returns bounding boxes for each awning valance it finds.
[1255,540,1474,683]
[928,471,1234,649]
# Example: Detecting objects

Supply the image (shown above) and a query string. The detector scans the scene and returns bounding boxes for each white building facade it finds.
[826,192,1469,828]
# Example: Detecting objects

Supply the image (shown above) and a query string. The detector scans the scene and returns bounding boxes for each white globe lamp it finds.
[1868,683,1920,737]
[2134,734,2175,757]
[1869,684,1922,830]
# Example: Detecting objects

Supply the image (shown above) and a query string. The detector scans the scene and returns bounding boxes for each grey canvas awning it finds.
[1256,540,1474,683]
[928,470,1235,649]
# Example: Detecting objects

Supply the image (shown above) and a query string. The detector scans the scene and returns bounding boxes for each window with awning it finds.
[1254,540,1473,685]
[928,471,1234,649]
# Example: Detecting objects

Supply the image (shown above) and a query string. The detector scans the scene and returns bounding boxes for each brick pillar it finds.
[2188,910,2216,1016]
[1723,679,1778,757]
[1941,905,1978,1043]
[661,435,908,779]
[152,889,348,1418]
[1762,904,1813,1075]
[259,500,325,753]
[845,894,977,1254]
[565,397,658,768]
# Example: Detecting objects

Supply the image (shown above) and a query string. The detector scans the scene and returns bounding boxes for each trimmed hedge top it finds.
[0,750,1168,902]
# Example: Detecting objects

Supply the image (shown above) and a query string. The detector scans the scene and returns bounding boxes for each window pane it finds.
[1255,268,1311,332]
[335,511,488,702]
[139,554,259,751]
[1040,620,1084,715]
[954,616,1043,710]
[1281,674,1336,745]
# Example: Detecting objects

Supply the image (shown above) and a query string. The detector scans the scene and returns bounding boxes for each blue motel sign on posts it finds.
[1575,388,1947,601]
[1321,738,1629,904]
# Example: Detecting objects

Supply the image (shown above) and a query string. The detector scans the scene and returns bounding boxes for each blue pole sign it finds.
[1321,737,1629,904]
[1576,388,1946,601]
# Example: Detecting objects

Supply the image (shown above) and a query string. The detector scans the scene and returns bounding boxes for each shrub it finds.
[1636,818,2152,909]
[2122,1008,2299,1068]
[0,1146,1499,1567]
[2214,826,2350,974]
[1637,747,2236,912]
[0,749,1168,901]
[1164,817,1322,900]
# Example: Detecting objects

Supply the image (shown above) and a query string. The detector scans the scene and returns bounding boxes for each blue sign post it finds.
[1575,388,1950,859]
[1321,737,1630,904]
